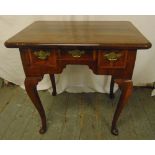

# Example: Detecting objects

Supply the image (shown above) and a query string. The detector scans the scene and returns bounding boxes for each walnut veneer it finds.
[5,21,151,135]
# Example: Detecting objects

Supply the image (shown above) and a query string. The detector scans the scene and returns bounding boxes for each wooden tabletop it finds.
[5,21,152,49]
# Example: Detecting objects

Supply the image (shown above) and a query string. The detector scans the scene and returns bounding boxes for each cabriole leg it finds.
[49,74,57,96]
[111,79,133,135]
[110,76,115,99]
[25,76,47,134]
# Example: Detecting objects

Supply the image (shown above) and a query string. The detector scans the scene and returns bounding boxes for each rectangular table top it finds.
[5,21,151,49]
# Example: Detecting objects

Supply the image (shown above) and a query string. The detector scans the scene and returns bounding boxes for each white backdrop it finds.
[0,15,155,94]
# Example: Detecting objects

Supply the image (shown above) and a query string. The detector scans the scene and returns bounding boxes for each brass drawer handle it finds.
[104,52,122,61]
[68,49,85,58]
[34,50,50,60]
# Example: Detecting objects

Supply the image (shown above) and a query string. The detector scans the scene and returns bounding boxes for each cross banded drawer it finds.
[58,48,96,62]
[27,48,57,67]
[98,50,128,69]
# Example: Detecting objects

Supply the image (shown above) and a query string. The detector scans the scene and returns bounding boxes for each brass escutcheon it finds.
[68,49,85,58]
[104,52,122,61]
[34,50,50,60]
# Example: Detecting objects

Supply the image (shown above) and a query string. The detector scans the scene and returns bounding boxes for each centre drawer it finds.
[58,48,96,62]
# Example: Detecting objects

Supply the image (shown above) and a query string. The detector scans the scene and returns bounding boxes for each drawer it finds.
[58,48,96,61]
[98,50,128,69]
[27,48,57,67]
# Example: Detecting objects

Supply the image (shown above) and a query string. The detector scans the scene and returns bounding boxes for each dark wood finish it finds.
[111,79,133,135]
[110,76,115,99]
[99,50,128,69]
[97,50,137,79]
[5,21,151,49]
[25,76,47,134]
[49,74,57,96]
[4,21,152,135]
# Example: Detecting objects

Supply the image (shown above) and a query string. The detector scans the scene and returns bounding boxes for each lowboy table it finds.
[5,21,151,135]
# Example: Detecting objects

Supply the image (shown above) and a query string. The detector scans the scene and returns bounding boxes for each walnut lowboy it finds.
[5,21,152,135]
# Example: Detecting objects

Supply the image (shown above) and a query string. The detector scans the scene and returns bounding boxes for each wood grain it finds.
[4,21,152,135]
[5,21,151,49]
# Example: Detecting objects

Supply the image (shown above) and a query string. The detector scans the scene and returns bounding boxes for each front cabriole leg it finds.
[111,79,133,135]
[25,76,47,134]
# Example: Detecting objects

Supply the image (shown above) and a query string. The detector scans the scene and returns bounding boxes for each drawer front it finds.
[20,47,136,78]
[98,50,128,69]
[58,48,96,62]
[20,48,59,76]
[27,48,57,67]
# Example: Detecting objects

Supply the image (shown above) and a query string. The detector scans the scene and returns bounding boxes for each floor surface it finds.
[0,86,155,140]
